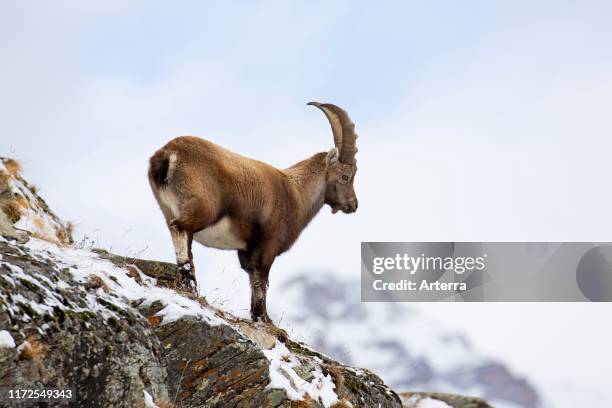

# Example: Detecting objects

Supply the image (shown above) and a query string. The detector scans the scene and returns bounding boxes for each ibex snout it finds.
[343,198,358,214]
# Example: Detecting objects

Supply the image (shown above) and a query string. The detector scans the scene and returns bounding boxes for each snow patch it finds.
[264,340,338,407]
[0,330,16,348]
[417,398,452,408]
[1,237,223,329]
[403,395,453,408]
[143,390,159,408]
[3,169,66,244]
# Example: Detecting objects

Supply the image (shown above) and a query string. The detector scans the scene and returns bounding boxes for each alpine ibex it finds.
[148,102,358,323]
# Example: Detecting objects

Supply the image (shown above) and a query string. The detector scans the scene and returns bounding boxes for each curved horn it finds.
[308,102,343,153]
[308,102,357,164]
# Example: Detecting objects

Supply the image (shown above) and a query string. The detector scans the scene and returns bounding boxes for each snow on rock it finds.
[21,238,224,327]
[264,340,338,407]
[1,235,171,405]
[0,157,71,245]
[143,390,159,408]
[415,398,452,408]
[2,235,223,328]
[1,234,402,407]
[0,329,15,348]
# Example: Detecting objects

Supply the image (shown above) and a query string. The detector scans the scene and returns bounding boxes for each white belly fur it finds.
[193,216,246,250]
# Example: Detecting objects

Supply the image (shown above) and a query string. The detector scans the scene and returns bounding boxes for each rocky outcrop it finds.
[0,158,402,407]
[0,158,72,245]
[0,159,493,407]
[0,237,402,407]
[0,239,169,407]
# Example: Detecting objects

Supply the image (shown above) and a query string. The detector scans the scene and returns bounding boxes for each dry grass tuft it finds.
[126,265,144,285]
[65,221,74,240]
[147,315,162,327]
[14,195,30,210]
[0,170,9,187]
[196,296,209,307]
[33,216,46,231]
[84,274,109,292]
[330,400,354,408]
[54,222,74,245]
[3,158,21,176]
[291,396,318,407]
[55,225,69,245]
[324,365,345,395]
[18,336,46,362]
[1,201,22,223]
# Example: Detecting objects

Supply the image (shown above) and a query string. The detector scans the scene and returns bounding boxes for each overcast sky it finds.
[2,1,612,401]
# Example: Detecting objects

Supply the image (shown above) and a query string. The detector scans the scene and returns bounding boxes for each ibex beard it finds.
[148,102,358,324]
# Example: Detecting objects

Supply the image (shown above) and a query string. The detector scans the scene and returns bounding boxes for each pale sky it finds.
[2,1,612,402]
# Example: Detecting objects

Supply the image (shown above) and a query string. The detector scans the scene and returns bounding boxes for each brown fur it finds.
[150,137,323,249]
[148,104,358,323]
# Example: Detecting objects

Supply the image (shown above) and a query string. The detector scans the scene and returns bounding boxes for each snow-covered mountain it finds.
[272,273,541,408]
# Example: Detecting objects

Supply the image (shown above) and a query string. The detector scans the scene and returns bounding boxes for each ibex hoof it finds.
[176,262,198,296]
[252,313,273,325]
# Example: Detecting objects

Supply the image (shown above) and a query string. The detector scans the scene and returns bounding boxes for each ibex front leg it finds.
[238,249,273,324]
[170,225,197,295]
[249,267,271,323]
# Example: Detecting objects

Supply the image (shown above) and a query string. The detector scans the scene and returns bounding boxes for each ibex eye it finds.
[342,175,349,181]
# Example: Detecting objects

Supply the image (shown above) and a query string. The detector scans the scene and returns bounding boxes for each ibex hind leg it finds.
[169,197,217,296]
[154,195,197,294]
[170,226,198,295]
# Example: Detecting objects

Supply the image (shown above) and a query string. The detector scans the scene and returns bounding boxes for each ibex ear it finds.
[326,148,339,165]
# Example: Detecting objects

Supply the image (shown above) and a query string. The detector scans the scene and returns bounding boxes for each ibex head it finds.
[308,102,359,214]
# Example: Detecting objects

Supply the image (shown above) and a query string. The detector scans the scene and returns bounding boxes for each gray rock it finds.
[0,240,169,407]
[0,237,403,407]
